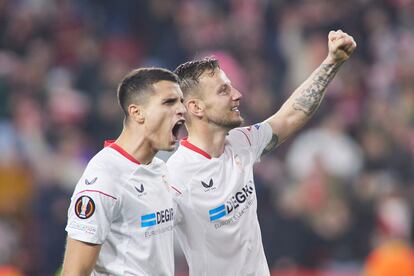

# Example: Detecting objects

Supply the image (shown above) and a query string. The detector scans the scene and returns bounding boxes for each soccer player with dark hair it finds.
[167,30,356,275]
[62,68,186,275]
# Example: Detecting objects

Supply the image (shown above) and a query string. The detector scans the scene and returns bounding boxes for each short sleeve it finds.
[65,170,119,244]
[228,122,273,162]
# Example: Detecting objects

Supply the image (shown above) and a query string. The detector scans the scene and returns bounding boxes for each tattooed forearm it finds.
[262,134,279,155]
[293,62,341,116]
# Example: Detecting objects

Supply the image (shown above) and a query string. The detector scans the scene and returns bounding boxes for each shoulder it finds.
[227,122,272,146]
[74,148,127,198]
[166,146,186,169]
[228,127,254,146]
[151,156,167,168]
[166,145,206,174]
[166,146,202,193]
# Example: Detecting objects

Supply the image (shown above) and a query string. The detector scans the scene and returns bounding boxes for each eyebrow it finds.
[161,95,184,103]
[162,96,178,103]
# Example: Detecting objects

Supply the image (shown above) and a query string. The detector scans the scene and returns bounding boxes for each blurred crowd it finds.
[0,0,413,275]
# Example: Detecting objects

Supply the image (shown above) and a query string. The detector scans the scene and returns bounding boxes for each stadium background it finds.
[0,0,413,275]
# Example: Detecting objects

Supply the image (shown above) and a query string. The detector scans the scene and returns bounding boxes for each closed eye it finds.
[162,98,178,105]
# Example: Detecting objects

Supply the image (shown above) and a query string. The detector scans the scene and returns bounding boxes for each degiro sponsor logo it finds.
[208,184,254,222]
[141,208,174,228]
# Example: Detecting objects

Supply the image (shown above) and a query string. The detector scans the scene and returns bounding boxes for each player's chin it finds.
[154,136,176,152]
[232,116,244,127]
[226,120,243,130]
[161,140,177,152]
[165,143,176,152]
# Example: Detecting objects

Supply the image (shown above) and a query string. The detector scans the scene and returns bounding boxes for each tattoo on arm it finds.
[262,134,279,155]
[293,63,341,116]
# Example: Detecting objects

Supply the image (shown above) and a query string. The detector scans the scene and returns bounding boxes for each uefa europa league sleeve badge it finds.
[75,195,96,219]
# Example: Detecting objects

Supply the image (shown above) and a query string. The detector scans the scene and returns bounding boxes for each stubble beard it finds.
[207,112,244,130]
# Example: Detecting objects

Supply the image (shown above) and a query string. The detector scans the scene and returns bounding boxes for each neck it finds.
[115,127,156,165]
[186,121,229,158]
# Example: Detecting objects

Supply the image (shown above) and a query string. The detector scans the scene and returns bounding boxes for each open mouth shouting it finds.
[171,119,185,142]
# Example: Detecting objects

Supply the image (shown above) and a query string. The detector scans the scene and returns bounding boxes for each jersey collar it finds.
[104,140,141,165]
[180,138,212,159]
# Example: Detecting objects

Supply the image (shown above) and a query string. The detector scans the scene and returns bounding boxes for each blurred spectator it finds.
[286,112,363,181]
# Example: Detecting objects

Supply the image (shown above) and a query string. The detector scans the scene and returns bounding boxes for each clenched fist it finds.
[326,30,356,64]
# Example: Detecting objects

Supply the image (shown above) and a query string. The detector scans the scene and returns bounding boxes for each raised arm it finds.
[262,30,357,153]
[61,237,101,276]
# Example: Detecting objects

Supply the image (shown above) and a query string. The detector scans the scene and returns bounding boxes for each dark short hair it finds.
[174,57,220,97]
[117,67,179,116]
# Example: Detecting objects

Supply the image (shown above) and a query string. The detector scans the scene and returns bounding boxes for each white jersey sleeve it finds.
[66,164,120,244]
[227,122,273,162]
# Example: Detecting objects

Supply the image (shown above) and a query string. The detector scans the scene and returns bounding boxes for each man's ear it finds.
[186,99,204,118]
[128,104,145,123]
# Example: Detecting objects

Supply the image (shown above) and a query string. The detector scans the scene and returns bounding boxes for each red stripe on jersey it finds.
[104,140,116,147]
[171,185,182,195]
[76,189,117,200]
[181,138,212,159]
[235,129,251,146]
[108,143,141,165]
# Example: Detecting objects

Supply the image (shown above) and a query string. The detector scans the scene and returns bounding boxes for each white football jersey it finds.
[167,123,273,276]
[66,142,174,276]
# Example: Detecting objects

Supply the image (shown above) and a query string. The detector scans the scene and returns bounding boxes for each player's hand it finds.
[326,30,356,64]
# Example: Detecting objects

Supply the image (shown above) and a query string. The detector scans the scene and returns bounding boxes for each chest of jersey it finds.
[119,166,174,236]
[187,147,258,230]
